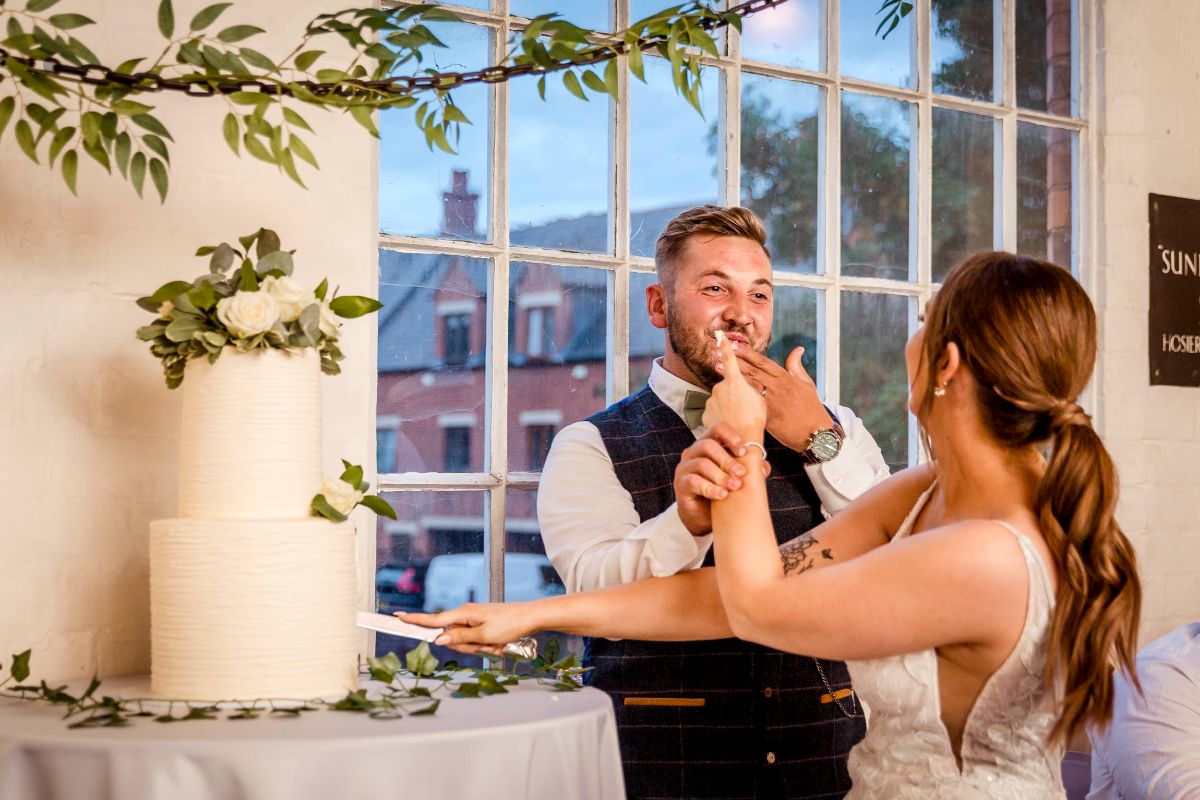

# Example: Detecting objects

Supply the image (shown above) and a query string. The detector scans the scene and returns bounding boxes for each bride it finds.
[401,252,1142,798]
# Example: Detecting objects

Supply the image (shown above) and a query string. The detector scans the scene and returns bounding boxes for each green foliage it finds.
[135,228,382,388]
[0,0,743,197]
[311,460,398,522]
[0,638,584,727]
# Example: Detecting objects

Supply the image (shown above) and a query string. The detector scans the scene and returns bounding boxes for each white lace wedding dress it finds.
[844,485,1067,798]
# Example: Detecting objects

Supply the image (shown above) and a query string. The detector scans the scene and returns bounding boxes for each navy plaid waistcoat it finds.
[585,386,866,800]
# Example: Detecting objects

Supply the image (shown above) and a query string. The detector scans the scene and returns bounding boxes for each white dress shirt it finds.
[538,359,892,593]
[1087,622,1200,800]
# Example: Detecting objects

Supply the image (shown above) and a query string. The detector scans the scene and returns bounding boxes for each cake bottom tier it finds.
[149,518,358,701]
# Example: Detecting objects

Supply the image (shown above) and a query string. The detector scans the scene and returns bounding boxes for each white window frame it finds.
[375,0,1092,601]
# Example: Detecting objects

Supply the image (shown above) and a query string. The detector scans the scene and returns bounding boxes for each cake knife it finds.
[355,611,538,660]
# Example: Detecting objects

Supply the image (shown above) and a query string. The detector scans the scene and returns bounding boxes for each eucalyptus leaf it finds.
[130,151,146,198]
[189,2,232,31]
[15,119,38,163]
[255,250,293,276]
[150,279,194,303]
[132,114,173,141]
[405,641,438,677]
[216,24,264,43]
[157,0,174,38]
[47,13,93,30]
[328,295,383,318]
[11,650,31,683]
[53,146,76,193]
[238,262,258,291]
[164,316,202,343]
[0,96,14,141]
[360,494,397,519]
[310,494,348,522]
[255,228,280,257]
[149,157,168,202]
[210,242,235,273]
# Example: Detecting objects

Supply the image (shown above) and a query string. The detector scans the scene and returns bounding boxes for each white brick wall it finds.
[0,0,376,680]
[1098,0,1200,643]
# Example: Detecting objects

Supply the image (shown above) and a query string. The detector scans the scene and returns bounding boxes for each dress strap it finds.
[987,520,1055,604]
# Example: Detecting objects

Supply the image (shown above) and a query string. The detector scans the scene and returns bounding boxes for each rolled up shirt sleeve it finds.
[804,403,892,517]
[537,421,713,593]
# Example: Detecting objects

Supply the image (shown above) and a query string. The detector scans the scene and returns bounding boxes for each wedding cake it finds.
[149,347,358,700]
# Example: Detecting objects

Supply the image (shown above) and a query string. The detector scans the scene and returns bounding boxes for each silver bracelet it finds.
[743,441,768,460]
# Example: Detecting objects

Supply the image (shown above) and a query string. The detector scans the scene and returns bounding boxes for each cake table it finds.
[0,675,624,800]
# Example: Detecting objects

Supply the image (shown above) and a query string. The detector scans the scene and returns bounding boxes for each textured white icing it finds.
[178,348,321,520]
[150,518,358,700]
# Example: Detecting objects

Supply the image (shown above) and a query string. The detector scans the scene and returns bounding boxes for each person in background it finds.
[1087,621,1200,799]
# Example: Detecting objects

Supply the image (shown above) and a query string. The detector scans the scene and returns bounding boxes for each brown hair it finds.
[918,251,1141,744]
[654,205,770,294]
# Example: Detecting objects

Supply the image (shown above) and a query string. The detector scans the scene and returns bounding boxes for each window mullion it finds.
[821,0,841,406]
[609,0,632,405]
[487,2,511,603]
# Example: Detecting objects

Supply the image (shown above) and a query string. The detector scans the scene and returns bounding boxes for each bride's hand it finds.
[701,330,768,440]
[396,604,538,657]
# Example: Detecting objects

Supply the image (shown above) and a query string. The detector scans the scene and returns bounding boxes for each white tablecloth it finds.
[0,675,624,800]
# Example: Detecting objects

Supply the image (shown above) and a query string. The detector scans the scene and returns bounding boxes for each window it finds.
[376,0,1087,617]
[443,426,471,473]
[376,418,398,473]
[442,313,470,367]
[527,425,556,471]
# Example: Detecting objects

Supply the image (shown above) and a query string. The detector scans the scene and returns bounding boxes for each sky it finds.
[376,1,1001,240]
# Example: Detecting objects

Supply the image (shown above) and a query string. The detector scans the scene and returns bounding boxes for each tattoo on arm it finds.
[778,534,835,576]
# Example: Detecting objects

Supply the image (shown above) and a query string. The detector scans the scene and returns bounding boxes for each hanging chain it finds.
[0,0,788,103]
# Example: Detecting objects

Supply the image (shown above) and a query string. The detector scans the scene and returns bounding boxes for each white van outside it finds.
[422,553,565,613]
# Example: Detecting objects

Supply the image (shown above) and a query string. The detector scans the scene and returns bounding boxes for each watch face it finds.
[810,429,842,461]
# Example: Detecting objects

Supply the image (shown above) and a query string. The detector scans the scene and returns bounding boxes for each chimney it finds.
[441,169,478,237]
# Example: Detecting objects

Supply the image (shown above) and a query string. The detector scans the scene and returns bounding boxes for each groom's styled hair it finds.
[654,205,770,296]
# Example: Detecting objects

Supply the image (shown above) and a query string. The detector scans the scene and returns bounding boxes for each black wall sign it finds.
[1149,193,1200,387]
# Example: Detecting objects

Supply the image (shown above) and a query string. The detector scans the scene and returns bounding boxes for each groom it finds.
[538,206,890,799]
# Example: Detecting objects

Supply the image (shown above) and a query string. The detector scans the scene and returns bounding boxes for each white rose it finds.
[318,301,340,339]
[157,300,174,319]
[321,477,363,515]
[216,290,281,339]
[261,275,311,323]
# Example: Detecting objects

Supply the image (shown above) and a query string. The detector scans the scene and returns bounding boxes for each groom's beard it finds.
[666,305,770,390]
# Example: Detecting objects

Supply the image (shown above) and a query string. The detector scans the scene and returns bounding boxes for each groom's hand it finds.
[733,345,833,452]
[674,423,771,536]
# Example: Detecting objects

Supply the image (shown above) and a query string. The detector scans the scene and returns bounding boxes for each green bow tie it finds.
[681,390,711,430]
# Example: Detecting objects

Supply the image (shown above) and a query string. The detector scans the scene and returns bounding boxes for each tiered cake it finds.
[149,347,358,700]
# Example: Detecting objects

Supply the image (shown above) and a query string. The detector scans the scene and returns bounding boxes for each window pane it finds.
[374,490,487,667]
[508,263,610,470]
[769,286,820,382]
[379,23,491,241]
[1016,0,1075,115]
[932,107,995,282]
[630,58,720,258]
[840,292,910,471]
[741,74,820,274]
[504,487,584,659]
[509,63,610,253]
[739,0,820,71]
[841,92,912,280]
[512,0,610,31]
[1017,122,1074,267]
[629,271,666,389]
[840,0,914,89]
[378,251,489,473]
[932,0,995,101]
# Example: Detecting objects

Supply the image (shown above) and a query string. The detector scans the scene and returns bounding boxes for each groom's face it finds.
[651,234,774,389]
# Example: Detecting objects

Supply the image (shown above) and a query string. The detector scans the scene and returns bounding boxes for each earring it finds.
[933,384,947,398]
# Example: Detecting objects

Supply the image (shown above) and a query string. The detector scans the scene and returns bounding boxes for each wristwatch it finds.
[800,420,845,464]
